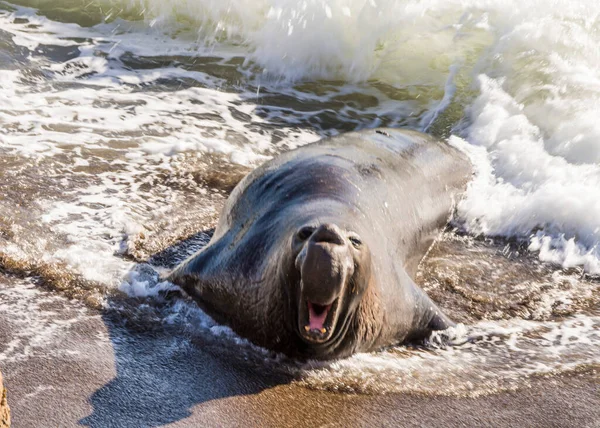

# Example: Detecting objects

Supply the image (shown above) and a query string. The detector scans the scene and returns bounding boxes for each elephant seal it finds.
[167,128,472,360]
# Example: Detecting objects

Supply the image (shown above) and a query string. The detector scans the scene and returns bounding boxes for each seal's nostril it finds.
[297,226,315,241]
[312,223,345,245]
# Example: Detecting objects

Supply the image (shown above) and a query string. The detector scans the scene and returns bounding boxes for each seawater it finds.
[0,0,599,396]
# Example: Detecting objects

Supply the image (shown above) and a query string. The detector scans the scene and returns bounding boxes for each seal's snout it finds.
[294,223,356,345]
[300,238,349,304]
[311,223,345,245]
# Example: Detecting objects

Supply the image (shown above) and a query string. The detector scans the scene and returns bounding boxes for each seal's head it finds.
[291,222,372,350]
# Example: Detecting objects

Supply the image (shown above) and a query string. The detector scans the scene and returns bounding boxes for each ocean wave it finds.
[2,0,600,273]
[125,0,600,271]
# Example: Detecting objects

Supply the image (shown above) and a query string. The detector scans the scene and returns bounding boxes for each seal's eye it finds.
[297,226,315,241]
[348,235,362,248]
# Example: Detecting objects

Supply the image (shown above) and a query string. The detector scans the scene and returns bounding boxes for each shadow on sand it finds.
[79,231,294,427]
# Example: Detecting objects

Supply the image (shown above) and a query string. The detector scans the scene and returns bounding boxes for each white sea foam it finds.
[298,315,600,395]
[456,73,600,273]
[0,0,598,280]
[0,279,93,363]
[0,3,318,286]
[136,0,600,272]
[24,0,596,273]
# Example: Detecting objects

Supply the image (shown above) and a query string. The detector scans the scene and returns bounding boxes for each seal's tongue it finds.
[308,302,331,330]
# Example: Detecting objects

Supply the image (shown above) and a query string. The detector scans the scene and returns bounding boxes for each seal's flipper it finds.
[165,237,227,297]
[410,281,455,335]
[427,309,455,331]
[165,236,259,330]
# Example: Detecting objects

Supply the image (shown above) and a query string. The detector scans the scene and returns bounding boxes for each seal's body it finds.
[168,129,472,359]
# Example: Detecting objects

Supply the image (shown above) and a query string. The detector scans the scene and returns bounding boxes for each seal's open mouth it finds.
[299,297,340,344]
[308,301,331,331]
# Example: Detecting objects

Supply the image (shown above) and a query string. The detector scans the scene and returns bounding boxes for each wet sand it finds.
[1,277,598,428]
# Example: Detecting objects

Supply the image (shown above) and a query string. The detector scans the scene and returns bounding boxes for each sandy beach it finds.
[1,276,598,427]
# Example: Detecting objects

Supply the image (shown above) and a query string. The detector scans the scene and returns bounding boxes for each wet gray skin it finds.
[167,128,472,359]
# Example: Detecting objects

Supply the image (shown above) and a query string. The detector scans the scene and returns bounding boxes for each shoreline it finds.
[1,278,598,427]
